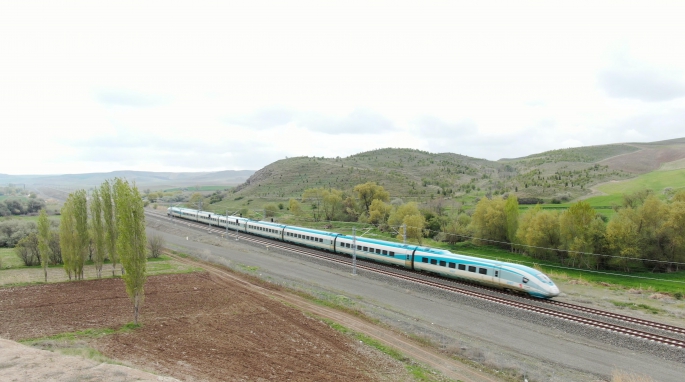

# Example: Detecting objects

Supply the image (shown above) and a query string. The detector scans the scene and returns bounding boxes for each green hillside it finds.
[596,168,685,195]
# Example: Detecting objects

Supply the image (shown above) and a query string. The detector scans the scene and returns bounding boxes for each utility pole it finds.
[225,209,229,239]
[352,227,357,275]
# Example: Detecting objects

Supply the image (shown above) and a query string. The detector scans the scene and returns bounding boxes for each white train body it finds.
[167,207,560,298]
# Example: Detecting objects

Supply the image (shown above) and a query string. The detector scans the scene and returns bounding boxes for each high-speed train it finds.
[168,206,560,298]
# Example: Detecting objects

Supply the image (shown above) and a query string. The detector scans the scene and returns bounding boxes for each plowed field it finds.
[0,272,408,381]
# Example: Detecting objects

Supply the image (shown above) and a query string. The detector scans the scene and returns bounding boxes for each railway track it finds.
[146,210,685,350]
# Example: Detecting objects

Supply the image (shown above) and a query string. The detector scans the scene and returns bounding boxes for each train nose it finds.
[548,284,560,297]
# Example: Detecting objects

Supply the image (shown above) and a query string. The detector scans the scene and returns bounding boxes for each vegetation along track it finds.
[146,210,685,350]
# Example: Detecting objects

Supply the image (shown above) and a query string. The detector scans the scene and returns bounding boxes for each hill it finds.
[0,170,254,190]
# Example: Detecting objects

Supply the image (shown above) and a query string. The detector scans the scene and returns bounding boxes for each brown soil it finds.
[0,270,479,381]
[600,145,685,173]
[0,273,392,381]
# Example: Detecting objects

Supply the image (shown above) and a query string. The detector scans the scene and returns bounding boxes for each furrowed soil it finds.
[0,273,415,382]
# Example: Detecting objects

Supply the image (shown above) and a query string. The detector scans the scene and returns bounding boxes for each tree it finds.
[354,182,389,214]
[661,199,685,271]
[37,209,51,282]
[321,189,343,221]
[517,205,561,260]
[470,197,507,245]
[114,178,147,325]
[302,188,324,221]
[72,190,89,280]
[15,233,40,266]
[388,202,421,228]
[101,181,119,276]
[59,200,77,280]
[559,201,605,269]
[49,231,62,265]
[264,203,278,218]
[442,213,472,245]
[368,199,392,225]
[504,195,519,250]
[90,188,106,278]
[148,233,164,259]
[402,213,426,244]
[289,199,303,216]
[606,208,642,271]
[188,192,204,209]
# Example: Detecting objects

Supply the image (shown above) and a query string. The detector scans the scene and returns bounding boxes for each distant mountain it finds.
[0,170,255,190]
[232,138,685,203]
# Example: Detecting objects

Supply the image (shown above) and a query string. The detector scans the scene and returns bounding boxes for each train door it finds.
[405,248,416,270]
[492,262,502,285]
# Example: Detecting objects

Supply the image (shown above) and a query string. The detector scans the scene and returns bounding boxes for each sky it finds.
[1,1,685,175]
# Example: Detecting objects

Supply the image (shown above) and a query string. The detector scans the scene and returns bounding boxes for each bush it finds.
[147,234,164,259]
[0,220,38,247]
[15,233,40,266]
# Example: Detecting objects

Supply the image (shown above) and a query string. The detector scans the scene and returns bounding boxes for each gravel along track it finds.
[147,210,685,382]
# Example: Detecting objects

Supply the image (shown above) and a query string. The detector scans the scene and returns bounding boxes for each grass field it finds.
[163,185,229,192]
[0,214,61,224]
[0,254,204,286]
[596,168,685,196]
[0,247,24,268]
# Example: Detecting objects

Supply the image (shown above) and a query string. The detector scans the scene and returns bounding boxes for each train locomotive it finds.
[168,206,560,298]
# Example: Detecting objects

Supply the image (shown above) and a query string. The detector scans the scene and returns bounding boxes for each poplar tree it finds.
[72,190,89,280]
[113,178,147,325]
[504,195,519,251]
[59,199,76,280]
[37,209,51,282]
[101,180,119,276]
[90,188,106,278]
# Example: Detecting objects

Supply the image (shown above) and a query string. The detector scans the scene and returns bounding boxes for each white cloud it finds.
[1,0,685,174]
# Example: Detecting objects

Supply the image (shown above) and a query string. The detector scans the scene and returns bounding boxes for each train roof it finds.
[249,220,287,229]
[284,225,341,237]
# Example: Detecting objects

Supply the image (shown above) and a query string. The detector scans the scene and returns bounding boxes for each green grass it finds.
[610,301,665,314]
[596,168,685,196]
[0,214,61,223]
[164,185,229,192]
[0,247,24,268]
[19,324,140,364]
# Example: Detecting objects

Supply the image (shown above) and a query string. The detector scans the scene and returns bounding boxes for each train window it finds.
[479,268,487,275]
[458,264,465,270]
[376,249,381,254]
[363,246,368,252]
[430,259,437,265]
[495,271,499,277]
[439,261,446,267]
[468,266,476,273]
[522,277,529,283]
[298,234,302,239]
[389,251,395,257]
[448,263,455,269]
[382,250,387,255]
[422,258,428,263]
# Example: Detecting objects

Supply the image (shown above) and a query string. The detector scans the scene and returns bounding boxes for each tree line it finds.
[279,182,684,273]
[11,178,150,324]
[470,190,685,272]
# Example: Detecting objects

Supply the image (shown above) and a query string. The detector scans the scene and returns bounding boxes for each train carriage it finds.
[334,235,413,267]
[247,220,286,240]
[282,226,338,252]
